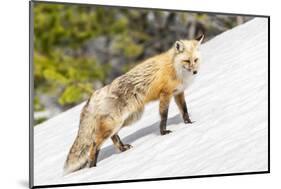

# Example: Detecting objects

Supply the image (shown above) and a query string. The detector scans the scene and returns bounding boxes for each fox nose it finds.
[193,70,198,75]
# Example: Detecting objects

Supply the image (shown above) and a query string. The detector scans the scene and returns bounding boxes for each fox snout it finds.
[183,65,198,75]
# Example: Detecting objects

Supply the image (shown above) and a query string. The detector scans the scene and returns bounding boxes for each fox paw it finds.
[160,130,172,135]
[184,119,194,124]
[86,161,96,168]
[183,115,193,124]
[120,144,132,152]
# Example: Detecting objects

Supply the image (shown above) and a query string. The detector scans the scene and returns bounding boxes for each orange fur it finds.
[64,36,204,173]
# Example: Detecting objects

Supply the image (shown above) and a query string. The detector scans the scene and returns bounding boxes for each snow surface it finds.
[33,18,268,186]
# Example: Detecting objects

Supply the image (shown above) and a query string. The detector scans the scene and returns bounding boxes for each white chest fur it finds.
[174,70,195,95]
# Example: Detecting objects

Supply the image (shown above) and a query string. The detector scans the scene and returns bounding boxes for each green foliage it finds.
[33,3,117,113]
[34,51,107,106]
[114,35,144,58]
[33,2,251,124]
[59,85,83,105]
[35,117,47,125]
[34,96,44,111]
[43,68,68,85]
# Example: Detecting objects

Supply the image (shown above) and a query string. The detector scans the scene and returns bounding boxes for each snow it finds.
[33,18,268,186]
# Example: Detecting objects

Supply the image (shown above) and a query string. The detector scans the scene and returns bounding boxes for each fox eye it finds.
[194,58,199,62]
[183,60,190,63]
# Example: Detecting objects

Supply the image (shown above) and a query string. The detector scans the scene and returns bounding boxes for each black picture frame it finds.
[29,1,270,188]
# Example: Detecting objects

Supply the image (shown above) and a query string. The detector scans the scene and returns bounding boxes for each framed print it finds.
[29,1,270,188]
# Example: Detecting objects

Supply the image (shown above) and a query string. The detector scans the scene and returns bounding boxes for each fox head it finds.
[173,35,204,77]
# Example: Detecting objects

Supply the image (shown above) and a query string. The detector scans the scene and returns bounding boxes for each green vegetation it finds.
[33,2,252,125]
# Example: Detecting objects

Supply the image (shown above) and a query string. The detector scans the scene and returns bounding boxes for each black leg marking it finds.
[87,142,100,168]
[160,107,172,135]
[159,92,172,135]
[174,92,193,124]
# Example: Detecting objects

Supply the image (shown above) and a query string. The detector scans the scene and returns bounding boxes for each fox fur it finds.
[64,35,204,174]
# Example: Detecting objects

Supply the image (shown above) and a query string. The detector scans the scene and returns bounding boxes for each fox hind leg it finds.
[87,142,100,168]
[111,134,132,152]
[110,109,144,152]
[87,134,109,168]
[87,116,117,168]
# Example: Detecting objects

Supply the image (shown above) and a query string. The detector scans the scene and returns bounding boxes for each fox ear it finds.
[195,34,204,45]
[175,40,184,53]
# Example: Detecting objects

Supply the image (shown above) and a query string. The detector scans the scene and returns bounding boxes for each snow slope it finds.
[33,18,268,186]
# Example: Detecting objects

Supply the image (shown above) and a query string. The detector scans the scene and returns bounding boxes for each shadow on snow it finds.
[97,114,186,163]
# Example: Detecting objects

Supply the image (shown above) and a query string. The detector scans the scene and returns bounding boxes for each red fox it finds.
[64,35,204,174]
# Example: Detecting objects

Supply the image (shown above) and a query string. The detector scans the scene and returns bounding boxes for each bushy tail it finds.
[63,135,91,174]
[64,101,95,174]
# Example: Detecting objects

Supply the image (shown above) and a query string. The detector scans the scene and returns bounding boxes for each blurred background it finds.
[33,2,253,125]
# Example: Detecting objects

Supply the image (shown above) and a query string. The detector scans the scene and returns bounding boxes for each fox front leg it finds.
[111,134,132,152]
[159,92,172,135]
[174,92,193,124]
